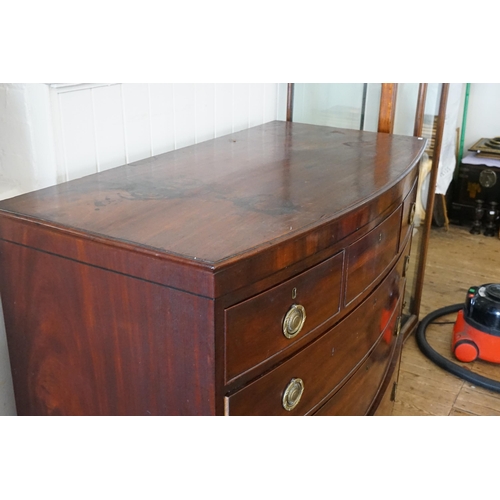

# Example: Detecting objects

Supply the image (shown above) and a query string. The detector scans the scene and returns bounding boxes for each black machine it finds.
[450,161,500,227]
[449,138,500,231]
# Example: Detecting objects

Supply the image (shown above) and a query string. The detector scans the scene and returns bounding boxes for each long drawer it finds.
[225,251,406,416]
[313,301,401,416]
[224,251,344,383]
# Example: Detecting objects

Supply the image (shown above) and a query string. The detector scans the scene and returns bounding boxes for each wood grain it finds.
[315,302,401,416]
[0,241,216,416]
[0,121,425,266]
[345,205,401,305]
[378,84,398,134]
[224,251,344,383]
[0,121,426,416]
[226,250,406,416]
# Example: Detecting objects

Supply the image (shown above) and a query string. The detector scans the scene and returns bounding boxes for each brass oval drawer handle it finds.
[282,378,304,411]
[283,304,306,339]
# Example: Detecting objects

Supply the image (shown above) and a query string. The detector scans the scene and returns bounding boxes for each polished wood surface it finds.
[315,304,400,416]
[0,122,425,267]
[224,251,344,383]
[0,121,426,415]
[227,252,406,416]
[345,205,401,305]
[0,241,216,416]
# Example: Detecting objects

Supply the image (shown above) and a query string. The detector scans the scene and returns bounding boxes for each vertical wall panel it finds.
[122,84,152,163]
[233,84,250,133]
[1,84,37,196]
[292,84,306,122]
[249,84,265,128]
[51,83,282,182]
[173,84,196,149]
[59,90,97,181]
[149,83,175,156]
[263,83,278,124]
[364,84,382,132]
[92,85,126,171]
[276,83,288,121]
[215,83,234,137]
[195,83,215,144]
[393,83,419,137]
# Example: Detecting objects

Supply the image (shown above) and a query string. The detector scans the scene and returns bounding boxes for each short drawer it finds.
[313,302,401,416]
[225,259,404,416]
[345,205,402,305]
[224,251,344,383]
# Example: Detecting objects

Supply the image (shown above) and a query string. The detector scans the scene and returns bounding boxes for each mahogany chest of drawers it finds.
[0,121,425,416]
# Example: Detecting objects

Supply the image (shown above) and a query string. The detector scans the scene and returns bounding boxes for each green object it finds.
[457,83,471,173]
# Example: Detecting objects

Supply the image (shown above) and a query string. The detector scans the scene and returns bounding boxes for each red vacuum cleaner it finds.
[417,283,500,393]
[452,284,500,363]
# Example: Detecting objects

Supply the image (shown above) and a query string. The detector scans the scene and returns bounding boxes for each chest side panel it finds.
[0,241,216,416]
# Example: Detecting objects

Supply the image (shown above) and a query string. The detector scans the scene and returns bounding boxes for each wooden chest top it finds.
[0,121,426,298]
[0,121,424,266]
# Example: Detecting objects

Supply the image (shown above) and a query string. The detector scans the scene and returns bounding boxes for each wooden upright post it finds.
[378,83,398,134]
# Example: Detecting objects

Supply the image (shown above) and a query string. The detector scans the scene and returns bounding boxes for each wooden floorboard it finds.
[393,222,500,416]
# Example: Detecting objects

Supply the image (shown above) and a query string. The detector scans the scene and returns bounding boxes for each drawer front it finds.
[225,257,404,416]
[224,252,344,383]
[400,178,417,250]
[345,205,402,305]
[313,302,401,416]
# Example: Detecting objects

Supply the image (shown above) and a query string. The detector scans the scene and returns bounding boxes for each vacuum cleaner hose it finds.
[416,303,500,393]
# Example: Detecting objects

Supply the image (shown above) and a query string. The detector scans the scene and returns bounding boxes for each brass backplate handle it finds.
[282,378,304,411]
[283,304,306,339]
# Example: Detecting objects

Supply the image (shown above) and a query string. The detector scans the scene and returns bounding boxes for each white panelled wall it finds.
[0,83,58,200]
[51,83,287,187]
[1,83,288,200]
[0,82,287,415]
